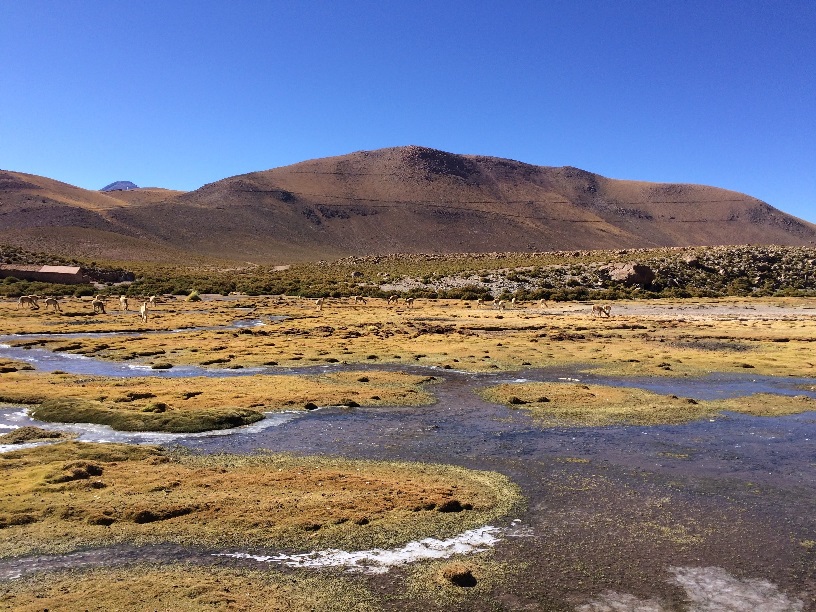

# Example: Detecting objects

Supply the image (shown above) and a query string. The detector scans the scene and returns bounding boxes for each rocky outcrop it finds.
[605,263,656,287]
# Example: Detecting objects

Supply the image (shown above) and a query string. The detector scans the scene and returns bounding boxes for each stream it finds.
[1,328,815,609]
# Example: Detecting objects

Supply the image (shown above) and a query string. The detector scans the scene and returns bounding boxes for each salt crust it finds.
[577,566,804,612]
[216,525,504,574]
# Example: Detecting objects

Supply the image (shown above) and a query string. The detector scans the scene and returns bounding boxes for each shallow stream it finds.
[1,327,815,609]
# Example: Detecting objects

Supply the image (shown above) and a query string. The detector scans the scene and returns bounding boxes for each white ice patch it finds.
[0,407,302,445]
[215,525,504,574]
[576,591,665,611]
[0,441,54,454]
[577,566,804,612]
[670,566,804,611]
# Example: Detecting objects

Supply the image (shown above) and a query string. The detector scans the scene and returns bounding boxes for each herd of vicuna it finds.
[15,293,613,318]
[15,294,161,322]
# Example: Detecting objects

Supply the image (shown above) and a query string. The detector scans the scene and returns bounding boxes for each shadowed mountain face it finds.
[1,146,814,263]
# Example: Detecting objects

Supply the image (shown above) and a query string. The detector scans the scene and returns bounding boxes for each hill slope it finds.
[1,146,814,262]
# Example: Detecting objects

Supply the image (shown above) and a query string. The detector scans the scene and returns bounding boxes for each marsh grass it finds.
[1,370,435,431]
[0,426,71,444]
[402,553,525,608]
[32,397,264,433]
[480,383,816,426]
[0,359,34,374]
[0,442,522,558]
[0,564,381,612]
[4,294,816,378]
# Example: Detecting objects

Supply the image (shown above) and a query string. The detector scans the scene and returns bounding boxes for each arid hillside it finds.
[1,146,814,263]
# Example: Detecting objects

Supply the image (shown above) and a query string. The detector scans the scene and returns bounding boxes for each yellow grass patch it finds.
[0,442,522,558]
[0,359,34,373]
[480,383,816,426]
[0,564,380,612]
[402,553,523,607]
[0,370,435,431]
[4,296,816,376]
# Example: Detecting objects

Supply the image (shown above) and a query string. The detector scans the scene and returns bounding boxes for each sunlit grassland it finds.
[5,296,816,377]
[0,370,436,432]
[0,442,522,558]
[479,383,816,427]
[0,564,382,611]
[4,296,816,432]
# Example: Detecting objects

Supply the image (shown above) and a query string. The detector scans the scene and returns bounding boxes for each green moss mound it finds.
[32,398,264,433]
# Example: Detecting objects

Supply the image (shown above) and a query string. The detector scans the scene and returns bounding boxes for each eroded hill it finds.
[1,146,813,263]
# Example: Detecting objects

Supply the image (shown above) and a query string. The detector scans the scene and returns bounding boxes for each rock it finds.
[606,263,656,287]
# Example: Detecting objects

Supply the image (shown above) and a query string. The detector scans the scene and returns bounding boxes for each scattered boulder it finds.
[606,263,656,287]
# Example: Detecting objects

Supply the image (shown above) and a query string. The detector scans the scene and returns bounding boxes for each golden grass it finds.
[0,359,34,374]
[0,564,380,611]
[3,296,816,432]
[0,442,522,558]
[0,370,435,431]
[480,383,816,426]
[4,296,816,377]
[0,426,71,444]
[401,553,523,608]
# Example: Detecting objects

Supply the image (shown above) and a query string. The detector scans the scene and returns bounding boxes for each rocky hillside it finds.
[1,147,814,263]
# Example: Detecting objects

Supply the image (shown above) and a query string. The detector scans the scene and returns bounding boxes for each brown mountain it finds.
[1,146,814,263]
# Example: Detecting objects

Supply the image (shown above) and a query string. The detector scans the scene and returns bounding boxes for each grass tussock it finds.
[0,564,381,612]
[401,554,525,608]
[31,397,264,433]
[0,426,71,445]
[0,359,34,374]
[480,383,816,426]
[0,442,522,558]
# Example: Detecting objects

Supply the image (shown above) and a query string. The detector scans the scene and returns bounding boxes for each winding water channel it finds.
[1,325,815,609]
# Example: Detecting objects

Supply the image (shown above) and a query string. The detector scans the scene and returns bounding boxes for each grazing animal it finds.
[387,295,398,305]
[139,302,148,322]
[119,295,129,311]
[352,295,367,305]
[539,299,549,308]
[510,297,518,307]
[16,295,39,309]
[404,297,415,308]
[315,297,325,311]
[44,297,61,312]
[92,299,106,314]
[592,304,612,317]
[496,300,506,311]
[148,295,159,304]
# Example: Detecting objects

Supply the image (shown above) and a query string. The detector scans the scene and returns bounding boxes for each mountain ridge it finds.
[0,146,813,263]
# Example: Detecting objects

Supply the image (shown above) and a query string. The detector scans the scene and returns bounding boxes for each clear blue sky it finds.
[1,1,814,223]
